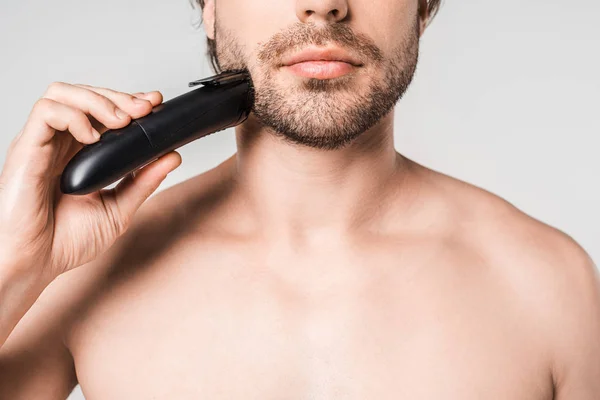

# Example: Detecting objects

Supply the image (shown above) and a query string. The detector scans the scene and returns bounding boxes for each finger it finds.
[4,100,99,180]
[131,91,163,107]
[89,91,163,135]
[86,114,106,135]
[20,98,99,148]
[106,151,182,226]
[74,84,159,119]
[43,81,132,131]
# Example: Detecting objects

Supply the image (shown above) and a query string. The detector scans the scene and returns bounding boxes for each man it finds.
[0,0,598,398]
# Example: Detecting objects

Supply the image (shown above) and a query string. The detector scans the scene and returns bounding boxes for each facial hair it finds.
[215,17,421,151]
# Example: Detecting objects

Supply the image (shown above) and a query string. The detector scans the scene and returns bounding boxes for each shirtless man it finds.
[1,0,599,398]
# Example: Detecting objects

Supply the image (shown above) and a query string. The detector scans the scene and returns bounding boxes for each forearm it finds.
[0,260,50,348]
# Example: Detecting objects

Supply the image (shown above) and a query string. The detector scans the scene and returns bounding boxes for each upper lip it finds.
[280,46,364,67]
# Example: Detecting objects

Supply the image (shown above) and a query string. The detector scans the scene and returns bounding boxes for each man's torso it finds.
[59,158,556,399]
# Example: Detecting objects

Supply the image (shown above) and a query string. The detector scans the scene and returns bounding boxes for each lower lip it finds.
[283,61,358,79]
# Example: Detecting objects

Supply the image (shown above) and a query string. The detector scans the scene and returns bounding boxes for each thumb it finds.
[109,151,182,224]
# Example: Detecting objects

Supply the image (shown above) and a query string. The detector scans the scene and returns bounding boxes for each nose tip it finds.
[296,0,349,24]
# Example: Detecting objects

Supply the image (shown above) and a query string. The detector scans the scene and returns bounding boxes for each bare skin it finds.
[2,110,600,399]
[1,0,599,398]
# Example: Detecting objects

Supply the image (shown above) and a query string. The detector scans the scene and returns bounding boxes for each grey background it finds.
[0,0,598,398]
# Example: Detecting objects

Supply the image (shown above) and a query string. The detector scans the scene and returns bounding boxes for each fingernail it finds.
[115,108,128,119]
[92,129,101,140]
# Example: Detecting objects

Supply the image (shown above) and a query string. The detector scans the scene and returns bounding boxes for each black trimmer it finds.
[60,70,254,195]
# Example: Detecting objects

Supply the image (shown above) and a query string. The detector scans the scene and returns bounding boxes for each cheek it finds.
[351,1,419,56]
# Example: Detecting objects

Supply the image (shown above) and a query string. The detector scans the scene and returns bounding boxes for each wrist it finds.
[0,256,51,346]
[0,255,52,296]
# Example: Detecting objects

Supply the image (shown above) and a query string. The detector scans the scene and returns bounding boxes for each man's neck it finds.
[228,110,417,248]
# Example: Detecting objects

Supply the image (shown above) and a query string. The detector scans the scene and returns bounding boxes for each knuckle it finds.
[91,91,116,109]
[110,91,133,107]
[102,87,131,103]
[32,97,53,114]
[123,92,136,102]
[44,81,67,96]
[68,109,87,125]
[77,90,113,117]
[66,111,90,134]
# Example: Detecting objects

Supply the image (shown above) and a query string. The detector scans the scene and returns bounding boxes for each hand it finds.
[0,82,182,283]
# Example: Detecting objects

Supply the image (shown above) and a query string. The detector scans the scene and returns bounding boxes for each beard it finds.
[214,17,420,151]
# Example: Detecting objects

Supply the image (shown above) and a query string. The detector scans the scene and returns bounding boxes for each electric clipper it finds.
[60,69,254,195]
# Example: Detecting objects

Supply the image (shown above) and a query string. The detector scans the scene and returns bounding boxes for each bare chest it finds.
[66,245,553,400]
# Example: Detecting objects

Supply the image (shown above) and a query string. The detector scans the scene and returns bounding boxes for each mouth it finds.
[279,46,364,79]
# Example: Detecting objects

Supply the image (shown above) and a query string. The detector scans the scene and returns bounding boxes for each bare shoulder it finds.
[424,165,599,319]
[414,163,596,278]
[421,164,600,395]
